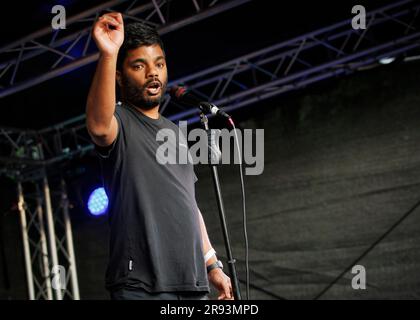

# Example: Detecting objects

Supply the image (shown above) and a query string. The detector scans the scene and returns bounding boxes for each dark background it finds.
[1,0,419,299]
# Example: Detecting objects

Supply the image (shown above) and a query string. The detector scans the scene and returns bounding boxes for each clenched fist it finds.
[92,12,124,57]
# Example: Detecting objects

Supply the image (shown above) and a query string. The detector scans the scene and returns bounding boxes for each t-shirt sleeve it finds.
[94,135,118,159]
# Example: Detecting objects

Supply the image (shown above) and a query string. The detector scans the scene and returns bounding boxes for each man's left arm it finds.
[197,208,233,300]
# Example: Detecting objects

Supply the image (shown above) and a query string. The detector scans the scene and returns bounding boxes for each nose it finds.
[146,64,158,79]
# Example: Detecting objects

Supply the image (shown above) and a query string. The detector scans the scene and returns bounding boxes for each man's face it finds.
[119,44,168,110]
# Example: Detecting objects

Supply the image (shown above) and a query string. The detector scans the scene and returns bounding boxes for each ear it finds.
[116,70,122,87]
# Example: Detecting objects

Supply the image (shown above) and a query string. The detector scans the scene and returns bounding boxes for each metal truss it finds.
[1,2,420,299]
[0,129,84,300]
[0,0,251,98]
[1,0,420,170]
[0,1,251,299]
[16,163,79,300]
[165,0,420,124]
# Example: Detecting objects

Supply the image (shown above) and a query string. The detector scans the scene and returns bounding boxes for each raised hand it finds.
[92,12,124,57]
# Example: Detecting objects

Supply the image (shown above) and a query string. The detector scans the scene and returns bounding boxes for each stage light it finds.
[379,57,396,65]
[87,187,108,216]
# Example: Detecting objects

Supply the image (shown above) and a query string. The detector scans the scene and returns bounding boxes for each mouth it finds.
[145,81,162,96]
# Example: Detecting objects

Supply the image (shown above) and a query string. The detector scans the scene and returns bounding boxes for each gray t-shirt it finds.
[95,103,209,293]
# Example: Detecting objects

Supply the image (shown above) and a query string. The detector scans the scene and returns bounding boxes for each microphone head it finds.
[169,85,187,100]
[169,86,225,118]
[169,85,205,109]
[169,86,232,121]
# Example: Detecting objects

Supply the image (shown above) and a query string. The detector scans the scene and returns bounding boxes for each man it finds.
[86,12,233,300]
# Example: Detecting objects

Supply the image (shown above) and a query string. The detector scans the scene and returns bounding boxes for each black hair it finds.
[117,22,165,71]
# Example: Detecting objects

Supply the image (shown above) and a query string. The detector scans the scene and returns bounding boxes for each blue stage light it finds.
[87,187,108,216]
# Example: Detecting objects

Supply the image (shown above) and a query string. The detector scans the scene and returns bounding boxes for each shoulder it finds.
[115,103,138,127]
[160,115,181,130]
[115,102,131,118]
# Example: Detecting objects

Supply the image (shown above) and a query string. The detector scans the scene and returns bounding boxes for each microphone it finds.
[169,86,231,119]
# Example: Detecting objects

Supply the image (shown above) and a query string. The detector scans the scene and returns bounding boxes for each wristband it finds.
[204,248,216,263]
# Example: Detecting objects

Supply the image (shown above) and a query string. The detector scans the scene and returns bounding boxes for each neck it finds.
[125,100,160,119]
[135,105,160,119]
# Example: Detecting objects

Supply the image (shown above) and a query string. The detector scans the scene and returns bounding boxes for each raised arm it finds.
[86,12,124,147]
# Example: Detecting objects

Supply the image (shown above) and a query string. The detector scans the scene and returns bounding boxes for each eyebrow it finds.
[130,56,166,65]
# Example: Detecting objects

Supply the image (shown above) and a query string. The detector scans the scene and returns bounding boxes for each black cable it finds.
[230,118,249,300]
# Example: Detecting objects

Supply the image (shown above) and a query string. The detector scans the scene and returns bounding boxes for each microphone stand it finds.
[200,112,242,300]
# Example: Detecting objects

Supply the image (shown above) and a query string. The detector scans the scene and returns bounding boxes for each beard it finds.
[120,74,167,110]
